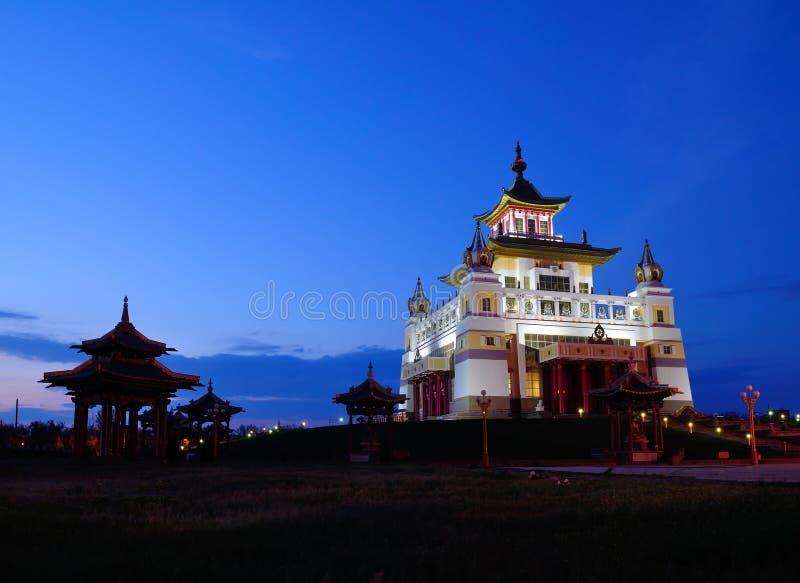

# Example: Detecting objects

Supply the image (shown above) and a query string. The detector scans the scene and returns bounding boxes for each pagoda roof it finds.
[177,379,244,417]
[41,355,202,395]
[72,297,175,357]
[590,367,677,407]
[474,143,571,224]
[333,363,406,408]
[488,235,620,266]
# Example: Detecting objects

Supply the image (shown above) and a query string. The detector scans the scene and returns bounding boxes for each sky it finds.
[1,1,799,427]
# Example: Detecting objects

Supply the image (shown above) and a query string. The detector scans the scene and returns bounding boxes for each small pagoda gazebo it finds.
[590,363,677,463]
[40,297,202,461]
[177,379,244,461]
[333,362,406,461]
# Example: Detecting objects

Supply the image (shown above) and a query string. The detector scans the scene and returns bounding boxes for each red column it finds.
[413,382,421,421]
[421,381,428,420]
[444,374,450,415]
[580,363,590,413]
[549,364,557,413]
[556,363,565,414]
[437,373,444,417]
[603,363,612,387]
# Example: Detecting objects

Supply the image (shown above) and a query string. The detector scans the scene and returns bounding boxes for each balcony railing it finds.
[502,231,564,243]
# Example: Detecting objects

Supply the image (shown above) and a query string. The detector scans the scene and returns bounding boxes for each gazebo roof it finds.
[70,297,176,357]
[333,362,406,408]
[41,355,201,396]
[590,365,677,407]
[177,379,245,418]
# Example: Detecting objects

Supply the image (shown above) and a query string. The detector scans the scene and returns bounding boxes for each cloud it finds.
[0,310,37,320]
[228,395,311,402]
[224,338,305,356]
[0,333,79,363]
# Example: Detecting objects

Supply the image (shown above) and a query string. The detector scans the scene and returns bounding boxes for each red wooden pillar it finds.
[437,372,445,417]
[549,364,557,413]
[413,381,421,421]
[603,363,612,387]
[580,363,590,413]
[72,398,88,458]
[556,363,565,414]
[444,374,450,415]
[628,410,634,462]
[421,380,428,420]
[609,409,616,456]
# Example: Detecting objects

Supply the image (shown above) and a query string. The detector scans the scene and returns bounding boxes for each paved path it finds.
[515,464,800,483]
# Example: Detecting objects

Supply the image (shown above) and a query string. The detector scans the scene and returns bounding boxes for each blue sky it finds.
[1,2,799,427]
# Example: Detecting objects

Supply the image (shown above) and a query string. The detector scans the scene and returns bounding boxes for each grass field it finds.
[2,458,799,582]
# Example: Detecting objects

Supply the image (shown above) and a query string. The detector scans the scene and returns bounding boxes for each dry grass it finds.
[1,459,798,581]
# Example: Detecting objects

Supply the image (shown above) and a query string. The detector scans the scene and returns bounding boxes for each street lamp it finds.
[578,408,584,418]
[662,416,669,429]
[715,426,722,434]
[746,433,752,446]
[740,385,760,465]
[688,421,694,434]
[476,389,492,467]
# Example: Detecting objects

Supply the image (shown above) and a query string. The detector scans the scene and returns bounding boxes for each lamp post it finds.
[740,385,760,465]
[207,403,226,463]
[476,389,492,467]
[688,421,694,434]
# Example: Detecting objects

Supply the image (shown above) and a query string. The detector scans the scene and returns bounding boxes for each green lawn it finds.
[2,459,798,581]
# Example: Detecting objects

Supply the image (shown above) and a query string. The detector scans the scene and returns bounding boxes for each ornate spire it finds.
[634,239,664,286]
[511,141,527,175]
[208,378,214,393]
[407,277,431,316]
[367,361,374,380]
[464,221,494,269]
[121,296,130,324]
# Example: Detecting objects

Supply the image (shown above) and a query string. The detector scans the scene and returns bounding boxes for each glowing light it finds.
[339,417,344,423]
[780,413,786,420]
[688,421,694,434]
[274,425,279,431]
[715,426,722,434]
[268,429,273,435]
[199,438,204,444]
[577,408,584,418]
[640,411,646,420]
[301,421,307,427]
[768,410,774,417]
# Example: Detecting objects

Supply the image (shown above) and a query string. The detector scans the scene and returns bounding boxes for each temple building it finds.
[400,143,693,419]
[41,297,202,460]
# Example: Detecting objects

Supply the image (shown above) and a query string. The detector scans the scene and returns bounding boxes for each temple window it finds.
[661,345,673,354]
[481,297,492,312]
[485,335,496,346]
[539,219,549,235]
[504,276,518,288]
[515,217,524,232]
[538,274,570,292]
[523,276,531,289]
[579,282,589,294]
[656,309,665,323]
[527,217,536,232]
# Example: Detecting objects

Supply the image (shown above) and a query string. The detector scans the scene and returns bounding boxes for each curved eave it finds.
[488,237,621,267]
[474,192,571,224]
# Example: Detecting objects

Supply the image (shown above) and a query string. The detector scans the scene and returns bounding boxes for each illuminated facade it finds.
[400,143,693,419]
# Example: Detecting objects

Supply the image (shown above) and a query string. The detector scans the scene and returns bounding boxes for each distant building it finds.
[400,143,693,419]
